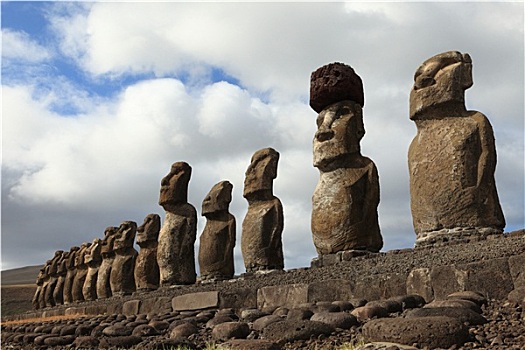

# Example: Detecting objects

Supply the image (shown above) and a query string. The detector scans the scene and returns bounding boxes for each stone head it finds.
[202,180,233,216]
[159,162,192,210]
[310,62,364,113]
[75,243,91,267]
[313,100,364,170]
[243,148,279,199]
[113,221,137,251]
[49,250,64,275]
[410,51,473,120]
[57,252,69,274]
[101,226,119,256]
[66,246,80,269]
[84,238,102,265]
[36,268,45,284]
[136,214,161,245]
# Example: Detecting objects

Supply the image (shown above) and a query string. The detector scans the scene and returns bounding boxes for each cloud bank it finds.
[2,2,523,272]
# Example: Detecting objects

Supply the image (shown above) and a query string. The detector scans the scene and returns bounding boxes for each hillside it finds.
[1,265,42,286]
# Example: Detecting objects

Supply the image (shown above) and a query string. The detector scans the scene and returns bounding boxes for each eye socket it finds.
[316,115,324,127]
[338,106,351,116]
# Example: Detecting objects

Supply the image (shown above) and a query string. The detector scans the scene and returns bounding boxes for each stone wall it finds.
[4,231,523,322]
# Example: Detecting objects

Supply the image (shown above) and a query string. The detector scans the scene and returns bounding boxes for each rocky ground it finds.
[2,231,524,349]
[1,292,524,349]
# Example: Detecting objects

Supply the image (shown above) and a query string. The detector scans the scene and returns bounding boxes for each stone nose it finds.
[315,128,334,142]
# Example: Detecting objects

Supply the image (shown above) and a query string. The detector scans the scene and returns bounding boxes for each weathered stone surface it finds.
[429,265,468,300]
[310,64,382,254]
[406,268,433,302]
[132,324,158,337]
[221,339,281,350]
[408,51,505,246]
[363,316,469,349]
[310,62,364,112]
[389,295,426,310]
[212,321,250,341]
[406,307,487,325]
[44,250,64,307]
[99,335,142,348]
[122,299,141,316]
[252,315,283,332]
[365,299,402,313]
[507,286,525,306]
[72,243,91,302]
[257,284,309,310]
[103,324,134,337]
[62,246,80,305]
[307,279,354,303]
[508,253,525,287]
[73,335,100,348]
[351,305,389,321]
[158,162,197,286]
[460,258,513,300]
[43,335,75,346]
[96,226,118,299]
[110,221,138,296]
[355,343,418,350]
[242,148,284,272]
[424,299,482,314]
[263,319,335,342]
[170,322,199,339]
[219,287,258,310]
[199,181,236,281]
[52,251,68,306]
[82,238,102,301]
[172,291,219,311]
[135,213,161,292]
[310,312,358,329]
[139,296,172,315]
[447,290,487,306]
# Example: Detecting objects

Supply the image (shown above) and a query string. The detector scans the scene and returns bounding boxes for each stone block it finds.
[122,300,141,316]
[106,302,123,315]
[85,304,108,315]
[139,297,171,315]
[406,268,433,302]
[459,257,513,300]
[257,284,308,310]
[65,307,86,316]
[172,291,219,311]
[508,253,525,288]
[307,279,354,302]
[353,273,408,301]
[429,265,468,300]
[219,287,257,310]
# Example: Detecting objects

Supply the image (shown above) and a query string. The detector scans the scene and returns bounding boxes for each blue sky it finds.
[2,2,524,272]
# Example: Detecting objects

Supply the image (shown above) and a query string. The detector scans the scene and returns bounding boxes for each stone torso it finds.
[135,243,159,291]
[96,254,114,299]
[312,159,382,254]
[157,205,197,285]
[409,112,505,240]
[198,214,236,280]
[241,197,284,272]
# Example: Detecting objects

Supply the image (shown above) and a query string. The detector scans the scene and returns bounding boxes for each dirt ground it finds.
[1,284,36,317]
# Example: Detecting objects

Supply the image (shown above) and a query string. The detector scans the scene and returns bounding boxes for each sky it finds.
[1,1,524,273]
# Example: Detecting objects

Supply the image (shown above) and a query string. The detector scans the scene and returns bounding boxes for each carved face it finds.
[202,181,233,216]
[101,226,118,255]
[67,246,80,269]
[243,148,279,198]
[136,214,161,244]
[313,100,364,169]
[159,162,191,209]
[113,221,137,250]
[84,238,102,265]
[75,243,91,267]
[410,51,473,120]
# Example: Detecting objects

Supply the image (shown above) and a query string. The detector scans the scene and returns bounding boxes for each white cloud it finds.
[2,2,523,271]
[1,29,51,62]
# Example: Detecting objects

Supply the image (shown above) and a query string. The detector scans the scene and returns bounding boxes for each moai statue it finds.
[110,221,138,296]
[53,251,69,305]
[96,226,118,299]
[310,62,383,255]
[134,214,161,291]
[198,181,236,281]
[241,148,284,272]
[408,51,505,246]
[38,261,52,308]
[157,162,197,286]
[44,250,63,307]
[72,242,91,302]
[83,238,102,300]
[63,246,80,304]
[32,267,45,309]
